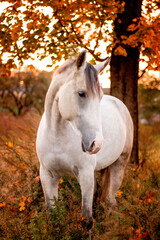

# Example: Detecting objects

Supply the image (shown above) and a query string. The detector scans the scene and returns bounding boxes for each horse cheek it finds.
[58,88,78,121]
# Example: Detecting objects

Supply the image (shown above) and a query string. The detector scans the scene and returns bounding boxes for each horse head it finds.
[58,51,110,154]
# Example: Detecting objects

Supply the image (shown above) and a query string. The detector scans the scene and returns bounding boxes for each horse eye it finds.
[78,91,86,98]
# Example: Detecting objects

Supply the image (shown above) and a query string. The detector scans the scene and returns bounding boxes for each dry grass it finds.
[0,110,160,240]
[0,109,41,239]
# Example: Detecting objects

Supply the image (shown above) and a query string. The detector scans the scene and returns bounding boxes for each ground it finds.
[0,109,160,240]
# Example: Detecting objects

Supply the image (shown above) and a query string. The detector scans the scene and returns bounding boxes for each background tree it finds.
[110,0,142,164]
[0,68,51,115]
[0,0,159,163]
[139,73,160,122]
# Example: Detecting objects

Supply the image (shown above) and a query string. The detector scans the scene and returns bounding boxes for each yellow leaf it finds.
[59,178,63,184]
[19,201,25,211]
[117,190,123,198]
[6,141,13,148]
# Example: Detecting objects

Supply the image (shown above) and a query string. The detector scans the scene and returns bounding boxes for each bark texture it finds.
[110,0,142,164]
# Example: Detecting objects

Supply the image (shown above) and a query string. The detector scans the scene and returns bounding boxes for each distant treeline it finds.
[0,69,159,123]
[0,69,53,115]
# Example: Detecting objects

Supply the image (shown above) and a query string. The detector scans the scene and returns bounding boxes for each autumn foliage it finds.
[0,0,159,75]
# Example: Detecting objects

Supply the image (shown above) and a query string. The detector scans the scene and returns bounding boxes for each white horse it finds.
[36,51,133,229]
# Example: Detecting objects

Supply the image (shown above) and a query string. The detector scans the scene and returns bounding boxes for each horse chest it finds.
[40,131,94,175]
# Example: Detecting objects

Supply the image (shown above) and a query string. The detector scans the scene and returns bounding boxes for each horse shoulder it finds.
[101,95,132,126]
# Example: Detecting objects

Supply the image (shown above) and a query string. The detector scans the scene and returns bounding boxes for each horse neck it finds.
[44,68,74,128]
[48,94,67,133]
[44,76,63,127]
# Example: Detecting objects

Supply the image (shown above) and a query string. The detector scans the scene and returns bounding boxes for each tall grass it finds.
[0,111,160,240]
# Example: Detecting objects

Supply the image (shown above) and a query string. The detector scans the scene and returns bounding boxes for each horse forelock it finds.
[56,59,101,98]
[84,63,101,98]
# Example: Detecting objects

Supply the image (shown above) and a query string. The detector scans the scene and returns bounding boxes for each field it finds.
[0,109,160,240]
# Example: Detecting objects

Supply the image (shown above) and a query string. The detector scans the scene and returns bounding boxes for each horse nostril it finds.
[89,141,95,152]
[81,141,95,152]
[82,142,85,152]
[91,141,95,149]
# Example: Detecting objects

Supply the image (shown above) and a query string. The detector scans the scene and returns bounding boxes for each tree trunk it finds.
[110,0,142,165]
[111,49,139,164]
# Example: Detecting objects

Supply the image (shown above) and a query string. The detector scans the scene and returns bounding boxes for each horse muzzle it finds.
[81,132,103,154]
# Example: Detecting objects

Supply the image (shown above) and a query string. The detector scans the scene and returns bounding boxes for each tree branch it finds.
[54,8,107,62]
[138,66,148,79]
[70,21,107,62]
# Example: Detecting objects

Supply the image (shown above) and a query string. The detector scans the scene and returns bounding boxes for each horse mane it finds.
[85,62,101,98]
[56,60,101,98]
[44,59,76,125]
[56,59,76,74]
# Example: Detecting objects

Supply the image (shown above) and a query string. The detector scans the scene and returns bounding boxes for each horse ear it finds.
[94,57,111,74]
[76,50,87,69]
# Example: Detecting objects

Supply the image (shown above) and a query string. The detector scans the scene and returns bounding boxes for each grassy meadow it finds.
[0,109,160,240]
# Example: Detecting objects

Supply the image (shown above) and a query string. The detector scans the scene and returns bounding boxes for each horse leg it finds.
[79,169,95,230]
[93,171,100,218]
[101,151,130,213]
[40,164,60,209]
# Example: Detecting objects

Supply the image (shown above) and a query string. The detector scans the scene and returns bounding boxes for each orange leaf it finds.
[27,22,33,31]
[0,202,6,208]
[59,178,63,184]
[136,227,143,234]
[147,198,152,203]
[19,201,25,211]
[117,190,123,198]
[18,163,26,169]
[114,46,127,57]
[22,196,26,202]
[27,197,32,203]
[6,141,13,148]
[128,23,138,31]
